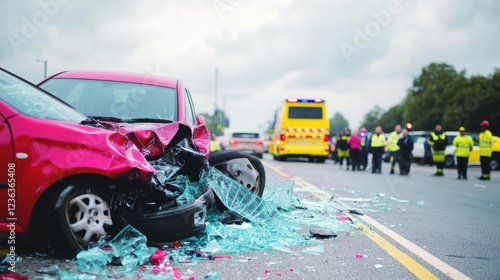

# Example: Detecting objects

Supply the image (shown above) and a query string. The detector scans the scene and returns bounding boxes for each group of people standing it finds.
[331,120,494,180]
[332,124,414,175]
[449,120,493,180]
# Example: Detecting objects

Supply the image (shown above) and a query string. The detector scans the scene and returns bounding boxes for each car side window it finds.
[184,88,196,124]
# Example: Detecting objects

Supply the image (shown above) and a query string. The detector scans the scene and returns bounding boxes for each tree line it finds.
[330,63,499,135]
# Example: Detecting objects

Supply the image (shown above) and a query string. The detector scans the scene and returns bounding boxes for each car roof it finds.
[50,70,178,88]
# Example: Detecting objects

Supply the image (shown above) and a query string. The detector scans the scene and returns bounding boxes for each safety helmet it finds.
[480,120,489,127]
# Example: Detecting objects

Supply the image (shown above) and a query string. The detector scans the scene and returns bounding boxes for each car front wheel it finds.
[209,150,266,197]
[57,184,113,251]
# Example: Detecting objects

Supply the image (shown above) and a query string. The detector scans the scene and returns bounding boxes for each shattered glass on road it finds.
[64,178,358,278]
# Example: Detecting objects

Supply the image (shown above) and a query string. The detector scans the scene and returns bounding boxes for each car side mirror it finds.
[196,115,206,126]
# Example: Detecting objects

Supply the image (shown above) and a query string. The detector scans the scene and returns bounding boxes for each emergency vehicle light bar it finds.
[286,98,325,103]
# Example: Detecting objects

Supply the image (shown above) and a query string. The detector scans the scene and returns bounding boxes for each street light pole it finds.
[214,68,219,128]
[36,59,47,78]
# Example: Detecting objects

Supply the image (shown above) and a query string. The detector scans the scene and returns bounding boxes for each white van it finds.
[411,131,478,168]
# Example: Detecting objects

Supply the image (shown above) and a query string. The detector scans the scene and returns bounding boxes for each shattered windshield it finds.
[0,70,87,123]
[40,78,178,121]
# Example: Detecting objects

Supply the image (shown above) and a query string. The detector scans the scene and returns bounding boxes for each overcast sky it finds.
[1,0,499,134]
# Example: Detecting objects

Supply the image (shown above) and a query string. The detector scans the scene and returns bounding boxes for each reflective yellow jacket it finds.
[370,134,387,148]
[387,131,401,151]
[210,140,221,152]
[452,135,474,158]
[479,129,493,157]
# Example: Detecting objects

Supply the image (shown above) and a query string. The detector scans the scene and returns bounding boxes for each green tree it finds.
[372,63,499,135]
[378,105,403,132]
[401,63,465,130]
[329,112,349,135]
[359,105,385,132]
[443,71,500,134]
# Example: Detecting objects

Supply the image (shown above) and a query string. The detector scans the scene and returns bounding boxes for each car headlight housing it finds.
[193,209,207,227]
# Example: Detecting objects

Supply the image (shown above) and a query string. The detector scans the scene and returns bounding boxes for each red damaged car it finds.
[0,68,263,253]
[38,70,266,198]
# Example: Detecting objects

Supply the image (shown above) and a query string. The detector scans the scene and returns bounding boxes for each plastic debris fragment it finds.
[356,254,364,259]
[309,228,337,239]
[347,208,364,215]
[149,249,168,265]
[35,264,59,275]
[416,200,425,205]
[374,264,384,269]
[337,215,350,221]
[203,272,219,279]
[301,244,324,255]
[218,210,249,225]
[0,273,28,280]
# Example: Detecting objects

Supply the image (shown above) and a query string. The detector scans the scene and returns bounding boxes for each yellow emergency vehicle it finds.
[268,98,330,162]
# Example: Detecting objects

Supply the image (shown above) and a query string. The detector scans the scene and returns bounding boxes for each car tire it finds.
[445,155,455,168]
[491,152,499,170]
[209,150,266,197]
[256,153,263,159]
[57,183,113,252]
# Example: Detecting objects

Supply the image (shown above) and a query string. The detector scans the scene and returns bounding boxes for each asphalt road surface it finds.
[1,154,499,279]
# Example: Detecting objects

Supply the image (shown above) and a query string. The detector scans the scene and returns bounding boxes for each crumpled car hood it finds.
[99,121,210,160]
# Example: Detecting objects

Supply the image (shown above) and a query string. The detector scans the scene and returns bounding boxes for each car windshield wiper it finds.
[80,117,99,125]
[122,118,173,123]
[89,116,125,122]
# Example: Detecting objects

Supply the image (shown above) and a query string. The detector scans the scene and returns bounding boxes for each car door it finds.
[0,113,14,229]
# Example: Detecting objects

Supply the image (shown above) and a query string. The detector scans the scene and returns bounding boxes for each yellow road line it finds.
[263,161,471,280]
[356,221,438,280]
[347,206,471,280]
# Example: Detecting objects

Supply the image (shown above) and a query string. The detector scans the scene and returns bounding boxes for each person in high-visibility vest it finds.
[210,132,221,153]
[428,124,448,176]
[335,128,351,170]
[477,120,493,180]
[387,124,402,174]
[452,127,474,180]
[369,126,387,174]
